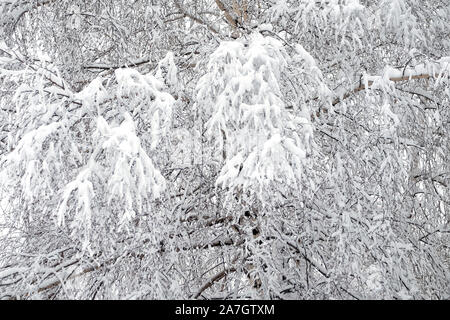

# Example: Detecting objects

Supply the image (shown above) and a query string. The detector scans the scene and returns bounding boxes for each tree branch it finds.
[332,59,450,106]
[173,0,219,35]
[193,266,236,299]
[312,58,450,118]
[214,0,237,29]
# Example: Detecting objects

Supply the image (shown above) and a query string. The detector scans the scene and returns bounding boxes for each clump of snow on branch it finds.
[196,33,320,202]
[57,113,166,248]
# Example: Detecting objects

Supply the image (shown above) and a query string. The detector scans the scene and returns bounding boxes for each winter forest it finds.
[0,0,449,300]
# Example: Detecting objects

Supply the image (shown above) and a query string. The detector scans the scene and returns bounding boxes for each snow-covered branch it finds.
[331,57,450,106]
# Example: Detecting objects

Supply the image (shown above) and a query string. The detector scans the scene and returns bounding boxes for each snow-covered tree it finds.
[0,0,449,300]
